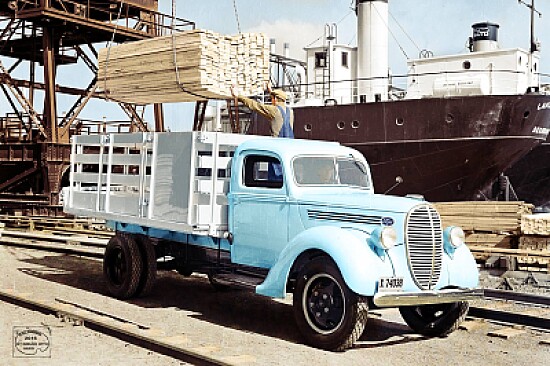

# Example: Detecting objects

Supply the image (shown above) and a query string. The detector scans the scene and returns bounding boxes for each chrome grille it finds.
[406,204,443,290]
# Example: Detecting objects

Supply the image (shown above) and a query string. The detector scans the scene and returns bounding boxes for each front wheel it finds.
[293,257,368,351]
[399,301,469,337]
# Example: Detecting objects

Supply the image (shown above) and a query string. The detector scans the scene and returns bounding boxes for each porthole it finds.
[523,110,530,119]
[396,117,404,126]
[462,60,471,70]
[304,123,312,132]
[351,120,360,129]
[445,113,454,123]
[337,121,345,130]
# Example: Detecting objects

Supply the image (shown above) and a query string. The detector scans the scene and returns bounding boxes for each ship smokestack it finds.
[356,0,389,102]
[470,22,500,52]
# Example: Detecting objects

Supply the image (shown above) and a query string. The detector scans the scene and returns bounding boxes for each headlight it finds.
[449,226,465,248]
[368,226,398,252]
[444,226,465,254]
[379,226,397,249]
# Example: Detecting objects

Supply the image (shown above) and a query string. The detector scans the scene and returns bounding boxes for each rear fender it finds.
[256,226,394,298]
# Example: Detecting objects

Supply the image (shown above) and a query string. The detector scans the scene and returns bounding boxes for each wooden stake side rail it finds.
[98,29,270,103]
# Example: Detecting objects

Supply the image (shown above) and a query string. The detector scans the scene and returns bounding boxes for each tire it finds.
[103,234,143,299]
[133,235,157,297]
[293,257,368,351]
[399,301,469,337]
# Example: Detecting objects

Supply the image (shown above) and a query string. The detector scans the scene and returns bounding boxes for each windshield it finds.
[293,156,371,188]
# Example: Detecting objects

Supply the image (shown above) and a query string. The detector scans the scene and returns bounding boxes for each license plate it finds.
[378,277,404,292]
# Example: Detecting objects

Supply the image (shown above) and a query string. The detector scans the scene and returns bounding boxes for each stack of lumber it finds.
[434,201,533,234]
[463,233,517,261]
[521,213,550,235]
[517,235,550,270]
[517,213,550,271]
[97,29,270,104]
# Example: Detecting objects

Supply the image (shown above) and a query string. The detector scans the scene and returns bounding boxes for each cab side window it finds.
[243,155,284,189]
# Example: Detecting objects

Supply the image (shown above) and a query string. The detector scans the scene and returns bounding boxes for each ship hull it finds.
[504,138,550,210]
[248,94,550,202]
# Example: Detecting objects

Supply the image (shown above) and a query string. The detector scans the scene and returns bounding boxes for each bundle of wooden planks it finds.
[464,233,517,261]
[434,201,533,234]
[97,29,270,104]
[521,213,550,235]
[517,235,550,270]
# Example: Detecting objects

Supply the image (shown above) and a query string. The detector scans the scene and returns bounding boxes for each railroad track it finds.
[468,289,550,331]
[0,288,234,366]
[0,228,107,258]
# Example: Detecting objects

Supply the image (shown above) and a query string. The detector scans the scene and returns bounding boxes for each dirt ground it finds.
[1,246,549,365]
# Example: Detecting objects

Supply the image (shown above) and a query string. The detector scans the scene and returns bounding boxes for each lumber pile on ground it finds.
[517,235,550,271]
[435,201,550,272]
[521,213,550,235]
[463,233,517,261]
[97,29,270,104]
[434,201,533,234]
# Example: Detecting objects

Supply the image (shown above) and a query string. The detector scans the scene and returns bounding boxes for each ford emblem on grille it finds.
[381,217,394,226]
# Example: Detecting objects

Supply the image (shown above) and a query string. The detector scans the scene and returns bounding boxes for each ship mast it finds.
[518,0,542,53]
[518,0,542,91]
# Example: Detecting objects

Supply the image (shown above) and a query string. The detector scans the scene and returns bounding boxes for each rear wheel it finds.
[103,234,143,299]
[293,257,368,351]
[399,301,469,337]
[133,235,157,297]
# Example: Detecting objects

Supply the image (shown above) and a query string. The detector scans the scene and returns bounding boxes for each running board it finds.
[211,272,265,290]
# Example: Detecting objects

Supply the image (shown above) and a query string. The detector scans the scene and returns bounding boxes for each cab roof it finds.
[235,137,360,160]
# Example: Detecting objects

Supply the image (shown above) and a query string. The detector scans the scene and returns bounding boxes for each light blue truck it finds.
[64,131,481,351]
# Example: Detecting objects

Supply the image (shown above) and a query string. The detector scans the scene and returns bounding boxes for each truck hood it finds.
[293,189,426,215]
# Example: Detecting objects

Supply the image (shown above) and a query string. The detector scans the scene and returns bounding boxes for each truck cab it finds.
[64,131,481,351]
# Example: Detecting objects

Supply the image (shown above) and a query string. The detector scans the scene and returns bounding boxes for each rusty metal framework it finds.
[0,0,194,215]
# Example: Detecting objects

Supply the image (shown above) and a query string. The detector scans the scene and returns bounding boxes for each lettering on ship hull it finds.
[532,126,550,137]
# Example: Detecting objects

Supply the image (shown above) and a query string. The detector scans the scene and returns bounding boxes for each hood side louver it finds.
[308,209,382,225]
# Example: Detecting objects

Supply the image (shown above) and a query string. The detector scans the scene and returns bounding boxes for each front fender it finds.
[446,244,479,288]
[256,226,394,298]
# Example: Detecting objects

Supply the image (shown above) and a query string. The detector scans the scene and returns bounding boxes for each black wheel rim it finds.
[106,247,126,286]
[302,273,345,334]
[417,303,451,322]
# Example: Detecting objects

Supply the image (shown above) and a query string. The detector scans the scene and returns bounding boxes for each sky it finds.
[2,0,550,131]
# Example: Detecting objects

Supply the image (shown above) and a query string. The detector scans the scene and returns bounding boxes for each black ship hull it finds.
[504,137,550,210]
[248,94,550,202]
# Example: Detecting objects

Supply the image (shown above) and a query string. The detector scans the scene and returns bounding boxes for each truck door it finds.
[230,153,289,268]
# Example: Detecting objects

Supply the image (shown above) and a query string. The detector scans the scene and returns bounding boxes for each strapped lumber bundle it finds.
[521,213,550,235]
[434,201,534,234]
[97,29,270,104]
[517,235,550,268]
[517,214,550,271]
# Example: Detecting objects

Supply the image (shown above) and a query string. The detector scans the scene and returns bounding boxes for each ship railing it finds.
[273,67,545,104]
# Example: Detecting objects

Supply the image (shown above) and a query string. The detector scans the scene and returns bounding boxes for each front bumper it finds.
[373,288,483,308]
